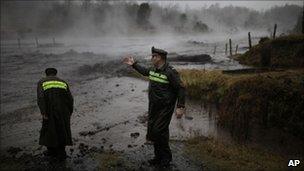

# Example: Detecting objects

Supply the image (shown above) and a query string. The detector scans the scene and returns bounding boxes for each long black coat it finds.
[132,62,185,141]
[37,76,73,147]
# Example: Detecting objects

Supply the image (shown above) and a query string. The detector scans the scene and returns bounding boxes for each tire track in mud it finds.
[79,120,130,137]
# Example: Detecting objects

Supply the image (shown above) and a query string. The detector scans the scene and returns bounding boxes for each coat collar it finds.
[156,62,169,72]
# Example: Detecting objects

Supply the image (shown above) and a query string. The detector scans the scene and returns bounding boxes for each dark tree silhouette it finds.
[293,8,303,33]
[302,5,304,34]
[179,13,187,28]
[136,3,151,27]
[193,21,209,33]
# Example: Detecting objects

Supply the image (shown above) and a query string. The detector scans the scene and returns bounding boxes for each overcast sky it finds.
[5,1,302,12]
[150,0,303,11]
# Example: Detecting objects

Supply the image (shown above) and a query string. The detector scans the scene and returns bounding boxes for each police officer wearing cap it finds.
[37,68,74,160]
[123,47,186,167]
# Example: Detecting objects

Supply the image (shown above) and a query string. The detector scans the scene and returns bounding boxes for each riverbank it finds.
[185,136,304,171]
[1,33,303,170]
[179,68,304,170]
[234,34,304,67]
[180,69,304,140]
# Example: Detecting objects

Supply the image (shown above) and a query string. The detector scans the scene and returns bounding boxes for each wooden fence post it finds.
[35,37,39,48]
[235,44,238,55]
[273,24,277,39]
[248,32,252,49]
[229,39,232,56]
[225,43,227,55]
[302,6,304,34]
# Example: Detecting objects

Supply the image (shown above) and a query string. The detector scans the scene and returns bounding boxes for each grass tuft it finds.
[185,136,301,171]
[235,34,304,67]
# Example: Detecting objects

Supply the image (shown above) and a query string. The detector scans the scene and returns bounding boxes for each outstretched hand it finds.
[176,107,185,119]
[123,56,135,66]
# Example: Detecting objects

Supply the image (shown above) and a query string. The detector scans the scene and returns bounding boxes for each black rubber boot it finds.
[159,159,171,168]
[148,158,161,166]
[56,146,67,161]
[44,147,56,157]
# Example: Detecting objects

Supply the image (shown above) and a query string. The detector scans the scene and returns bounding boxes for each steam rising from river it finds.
[1,1,302,39]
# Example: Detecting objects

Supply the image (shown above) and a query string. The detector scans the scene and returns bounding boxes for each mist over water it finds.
[1,1,301,60]
[2,30,266,57]
[1,1,301,38]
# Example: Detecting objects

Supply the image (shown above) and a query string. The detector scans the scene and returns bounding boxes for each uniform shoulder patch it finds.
[168,65,177,72]
[168,65,174,69]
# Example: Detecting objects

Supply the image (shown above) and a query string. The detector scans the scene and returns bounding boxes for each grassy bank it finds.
[235,34,304,67]
[180,69,304,140]
[185,136,303,171]
[94,150,125,170]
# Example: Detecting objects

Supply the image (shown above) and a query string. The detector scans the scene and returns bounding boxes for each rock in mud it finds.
[78,143,89,155]
[79,143,85,148]
[89,146,98,152]
[185,116,193,120]
[73,158,83,164]
[130,132,140,138]
[7,147,23,156]
[137,113,148,124]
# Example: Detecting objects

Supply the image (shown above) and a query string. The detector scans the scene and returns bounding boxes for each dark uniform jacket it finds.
[37,76,73,147]
[132,62,185,141]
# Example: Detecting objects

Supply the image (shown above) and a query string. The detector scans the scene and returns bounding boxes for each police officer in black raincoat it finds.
[123,47,186,167]
[37,68,73,160]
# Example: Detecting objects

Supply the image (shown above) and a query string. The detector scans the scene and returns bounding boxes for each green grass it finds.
[185,136,304,171]
[179,69,259,102]
[236,34,304,67]
[94,151,125,170]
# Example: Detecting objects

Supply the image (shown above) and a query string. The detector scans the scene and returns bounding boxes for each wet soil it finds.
[1,50,221,170]
[1,74,214,170]
[2,33,302,170]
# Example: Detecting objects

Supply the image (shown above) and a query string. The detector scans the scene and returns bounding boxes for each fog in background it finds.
[158,0,303,12]
[1,0,303,40]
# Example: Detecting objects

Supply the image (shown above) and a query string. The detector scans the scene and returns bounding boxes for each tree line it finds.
[1,1,302,38]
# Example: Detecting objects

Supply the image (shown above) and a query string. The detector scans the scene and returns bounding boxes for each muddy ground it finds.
[1,50,226,170]
[2,32,302,170]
